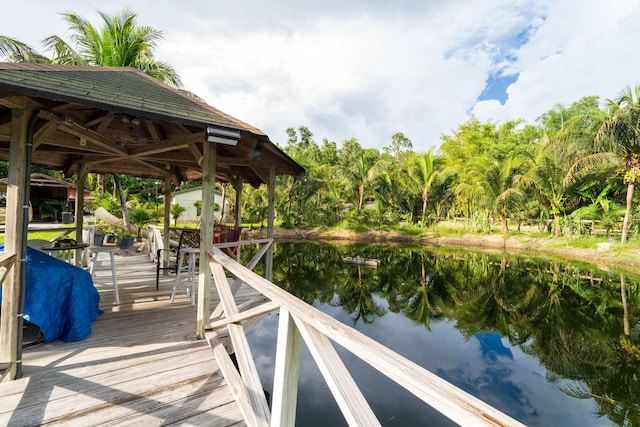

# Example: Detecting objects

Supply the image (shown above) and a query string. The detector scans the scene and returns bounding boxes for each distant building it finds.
[171,187,226,224]
[0,173,91,223]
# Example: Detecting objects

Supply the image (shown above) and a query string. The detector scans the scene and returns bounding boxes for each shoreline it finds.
[247,227,640,275]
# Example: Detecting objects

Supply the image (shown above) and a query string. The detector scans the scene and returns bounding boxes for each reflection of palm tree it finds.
[268,242,640,424]
[620,273,630,339]
[333,261,387,325]
[396,252,453,329]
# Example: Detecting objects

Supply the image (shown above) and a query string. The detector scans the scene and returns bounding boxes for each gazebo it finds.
[0,62,305,381]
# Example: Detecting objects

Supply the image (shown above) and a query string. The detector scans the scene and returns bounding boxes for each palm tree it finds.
[596,85,640,243]
[0,36,47,62]
[458,155,524,234]
[406,151,442,227]
[517,136,574,236]
[170,203,186,226]
[41,9,181,88]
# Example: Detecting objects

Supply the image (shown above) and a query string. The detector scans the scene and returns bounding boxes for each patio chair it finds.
[213,224,243,256]
[155,229,200,290]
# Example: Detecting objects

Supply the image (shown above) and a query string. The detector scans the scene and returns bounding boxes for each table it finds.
[41,243,89,265]
[171,247,199,305]
[88,246,120,305]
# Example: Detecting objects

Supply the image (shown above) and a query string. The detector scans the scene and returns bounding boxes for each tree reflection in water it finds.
[242,242,640,426]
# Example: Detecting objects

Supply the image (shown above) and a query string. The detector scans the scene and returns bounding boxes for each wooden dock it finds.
[0,251,252,426]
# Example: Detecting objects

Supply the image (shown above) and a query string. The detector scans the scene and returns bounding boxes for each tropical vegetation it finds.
[1,10,639,244]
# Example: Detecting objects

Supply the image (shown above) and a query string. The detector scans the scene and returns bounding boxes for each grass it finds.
[428,224,469,237]
[0,230,74,245]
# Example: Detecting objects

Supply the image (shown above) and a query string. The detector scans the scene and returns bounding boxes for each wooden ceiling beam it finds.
[0,94,30,110]
[143,119,162,141]
[32,121,59,150]
[56,122,129,155]
[84,111,116,130]
[188,142,203,167]
[126,132,201,157]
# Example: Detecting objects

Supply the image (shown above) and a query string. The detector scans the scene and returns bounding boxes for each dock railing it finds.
[204,241,526,427]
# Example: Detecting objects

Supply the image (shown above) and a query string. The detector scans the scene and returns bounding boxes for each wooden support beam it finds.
[187,142,203,166]
[271,307,302,427]
[211,261,270,425]
[162,173,171,275]
[205,300,279,331]
[0,253,17,286]
[32,121,58,150]
[266,167,276,281]
[292,314,380,427]
[143,119,162,141]
[205,331,262,427]
[208,239,273,322]
[0,108,29,382]
[74,163,89,267]
[197,140,215,338]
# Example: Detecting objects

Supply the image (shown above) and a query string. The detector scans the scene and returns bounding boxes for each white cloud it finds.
[4,0,640,151]
[471,0,640,125]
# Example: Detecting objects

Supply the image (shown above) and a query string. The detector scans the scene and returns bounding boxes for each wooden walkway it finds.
[0,250,254,427]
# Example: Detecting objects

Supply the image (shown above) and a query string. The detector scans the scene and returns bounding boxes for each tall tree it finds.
[406,151,441,227]
[517,136,575,236]
[596,85,640,244]
[42,9,181,88]
[460,155,524,234]
[384,132,413,162]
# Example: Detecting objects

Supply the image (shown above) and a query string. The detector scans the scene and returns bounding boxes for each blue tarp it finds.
[0,245,102,343]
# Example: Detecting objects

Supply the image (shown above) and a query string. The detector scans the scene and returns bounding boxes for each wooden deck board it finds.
[0,251,252,426]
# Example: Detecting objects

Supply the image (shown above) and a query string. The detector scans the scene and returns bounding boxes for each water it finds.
[241,242,640,426]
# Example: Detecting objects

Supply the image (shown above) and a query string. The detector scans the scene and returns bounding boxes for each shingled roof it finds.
[0,63,305,187]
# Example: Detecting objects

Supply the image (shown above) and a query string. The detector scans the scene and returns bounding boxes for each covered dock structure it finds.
[0,63,524,426]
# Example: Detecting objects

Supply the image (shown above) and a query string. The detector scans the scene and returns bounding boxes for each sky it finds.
[3,0,640,152]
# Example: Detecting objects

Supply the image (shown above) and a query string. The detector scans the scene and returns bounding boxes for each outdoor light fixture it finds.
[251,140,263,157]
[205,125,241,146]
[122,115,141,126]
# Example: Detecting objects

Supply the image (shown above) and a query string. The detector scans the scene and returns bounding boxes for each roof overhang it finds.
[0,63,305,187]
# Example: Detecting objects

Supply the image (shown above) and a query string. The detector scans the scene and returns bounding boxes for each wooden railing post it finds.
[271,307,301,427]
[210,258,270,426]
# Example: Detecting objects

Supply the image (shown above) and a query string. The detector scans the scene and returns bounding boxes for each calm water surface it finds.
[241,242,639,426]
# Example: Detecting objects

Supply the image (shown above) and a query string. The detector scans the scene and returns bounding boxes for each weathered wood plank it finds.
[211,261,271,426]
[270,307,301,427]
[292,313,380,427]
[0,252,259,426]
[0,108,28,381]
[206,300,279,331]
[206,331,257,427]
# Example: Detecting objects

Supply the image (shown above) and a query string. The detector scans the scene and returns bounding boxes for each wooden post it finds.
[233,179,242,261]
[162,173,171,272]
[74,163,88,267]
[271,307,301,426]
[0,109,28,382]
[266,167,276,281]
[197,141,215,338]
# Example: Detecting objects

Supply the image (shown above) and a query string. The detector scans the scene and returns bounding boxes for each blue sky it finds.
[4,0,640,151]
